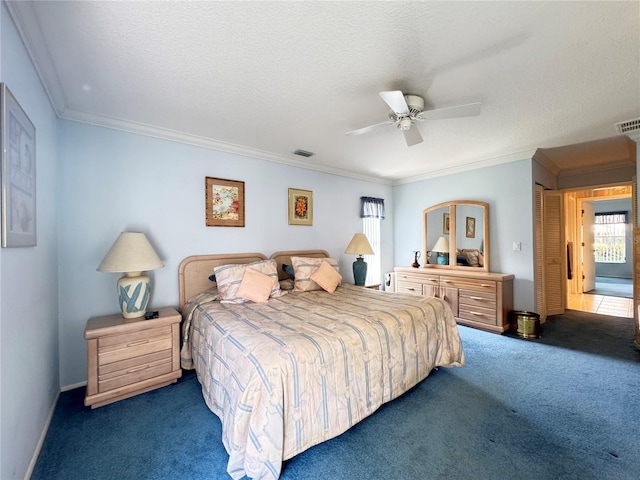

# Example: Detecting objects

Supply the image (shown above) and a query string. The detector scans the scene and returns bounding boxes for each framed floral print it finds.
[288,188,313,226]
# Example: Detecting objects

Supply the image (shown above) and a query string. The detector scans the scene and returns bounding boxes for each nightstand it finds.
[84,306,182,408]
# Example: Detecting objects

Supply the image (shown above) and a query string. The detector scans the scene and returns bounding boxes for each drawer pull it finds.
[406,287,416,291]
[480,284,493,288]
[469,311,486,316]
[470,296,485,301]
[127,339,150,347]
[127,364,149,373]
[441,279,451,284]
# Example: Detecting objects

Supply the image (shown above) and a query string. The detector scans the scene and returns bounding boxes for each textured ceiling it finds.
[8,1,640,183]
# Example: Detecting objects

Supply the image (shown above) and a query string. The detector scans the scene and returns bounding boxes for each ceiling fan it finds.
[345,90,481,147]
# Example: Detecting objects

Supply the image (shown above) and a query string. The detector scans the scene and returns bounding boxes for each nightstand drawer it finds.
[98,355,172,392]
[98,326,172,365]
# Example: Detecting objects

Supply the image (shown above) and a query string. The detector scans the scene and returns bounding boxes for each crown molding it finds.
[5,0,67,114]
[392,149,536,185]
[59,108,394,185]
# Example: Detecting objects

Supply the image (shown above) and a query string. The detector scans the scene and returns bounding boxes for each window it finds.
[360,197,385,285]
[594,211,626,263]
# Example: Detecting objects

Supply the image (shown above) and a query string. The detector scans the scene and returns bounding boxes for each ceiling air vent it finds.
[294,149,315,158]
[615,118,640,135]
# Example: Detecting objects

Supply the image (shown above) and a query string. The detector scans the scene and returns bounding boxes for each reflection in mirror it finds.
[423,200,489,272]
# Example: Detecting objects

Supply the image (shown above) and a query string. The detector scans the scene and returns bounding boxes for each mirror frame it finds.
[422,200,490,272]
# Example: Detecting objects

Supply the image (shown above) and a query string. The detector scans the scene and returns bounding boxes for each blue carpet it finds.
[32,311,640,480]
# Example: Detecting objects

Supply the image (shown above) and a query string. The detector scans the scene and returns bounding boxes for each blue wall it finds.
[1,4,60,478]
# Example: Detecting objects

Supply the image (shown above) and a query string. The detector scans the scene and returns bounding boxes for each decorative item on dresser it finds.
[395,267,514,333]
[411,250,421,268]
[84,306,182,408]
[97,232,164,319]
[344,233,375,285]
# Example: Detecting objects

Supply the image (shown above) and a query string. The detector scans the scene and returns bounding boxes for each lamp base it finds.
[117,272,151,318]
[353,257,368,286]
[436,253,449,265]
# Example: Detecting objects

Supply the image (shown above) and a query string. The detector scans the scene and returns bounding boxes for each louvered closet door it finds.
[633,176,640,348]
[534,187,546,321]
[542,191,565,315]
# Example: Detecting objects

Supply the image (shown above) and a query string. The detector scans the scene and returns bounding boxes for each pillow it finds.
[310,260,343,293]
[291,256,340,292]
[282,264,295,279]
[214,259,284,303]
[463,250,481,267]
[236,267,277,304]
[279,278,295,291]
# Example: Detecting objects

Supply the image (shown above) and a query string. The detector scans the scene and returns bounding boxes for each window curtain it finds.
[360,196,385,219]
[594,211,627,224]
[360,197,384,286]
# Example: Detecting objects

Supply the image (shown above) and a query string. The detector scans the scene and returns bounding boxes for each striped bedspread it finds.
[181,284,465,480]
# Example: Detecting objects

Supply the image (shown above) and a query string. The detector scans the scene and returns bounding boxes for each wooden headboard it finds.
[178,253,267,310]
[177,250,331,311]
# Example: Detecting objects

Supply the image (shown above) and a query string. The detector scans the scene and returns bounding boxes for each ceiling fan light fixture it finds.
[398,117,413,131]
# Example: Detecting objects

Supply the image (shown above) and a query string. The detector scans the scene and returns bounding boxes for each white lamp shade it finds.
[344,233,374,256]
[432,236,450,253]
[97,232,164,273]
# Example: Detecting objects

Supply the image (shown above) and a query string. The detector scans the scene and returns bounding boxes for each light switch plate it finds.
[513,242,521,251]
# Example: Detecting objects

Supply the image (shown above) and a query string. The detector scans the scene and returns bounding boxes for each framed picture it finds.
[443,212,450,234]
[466,216,476,238]
[1,83,36,247]
[205,177,245,227]
[288,188,313,226]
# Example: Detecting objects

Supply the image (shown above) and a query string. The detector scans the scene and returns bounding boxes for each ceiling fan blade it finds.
[379,90,410,115]
[345,120,393,136]
[403,124,423,147]
[419,102,482,121]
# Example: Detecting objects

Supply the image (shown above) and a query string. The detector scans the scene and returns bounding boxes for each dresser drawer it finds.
[458,304,496,325]
[459,289,496,310]
[440,277,496,292]
[98,325,172,365]
[397,280,423,296]
[397,272,439,285]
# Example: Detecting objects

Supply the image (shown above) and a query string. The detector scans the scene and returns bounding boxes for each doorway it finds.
[565,185,633,318]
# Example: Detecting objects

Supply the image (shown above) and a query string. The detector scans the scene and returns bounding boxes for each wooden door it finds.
[581,202,596,292]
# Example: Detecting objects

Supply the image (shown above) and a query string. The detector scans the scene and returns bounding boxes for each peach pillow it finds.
[236,267,277,304]
[310,260,343,293]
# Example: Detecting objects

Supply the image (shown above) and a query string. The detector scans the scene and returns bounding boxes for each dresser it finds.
[84,306,182,408]
[394,267,514,333]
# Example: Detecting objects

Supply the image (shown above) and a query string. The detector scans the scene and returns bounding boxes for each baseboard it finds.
[24,390,60,480]
[61,380,87,392]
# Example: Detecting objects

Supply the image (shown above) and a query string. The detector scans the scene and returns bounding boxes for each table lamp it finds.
[432,236,450,265]
[344,233,374,286]
[97,232,164,318]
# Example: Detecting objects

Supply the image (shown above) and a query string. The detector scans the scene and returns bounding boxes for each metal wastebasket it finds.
[509,311,541,339]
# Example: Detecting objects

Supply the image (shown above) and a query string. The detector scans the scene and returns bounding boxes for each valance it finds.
[360,197,385,219]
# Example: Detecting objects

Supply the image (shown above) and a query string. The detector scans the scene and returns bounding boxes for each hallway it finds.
[567,292,633,318]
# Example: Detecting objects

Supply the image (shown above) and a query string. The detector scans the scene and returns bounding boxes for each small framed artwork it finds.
[205,177,245,227]
[466,216,476,238]
[288,188,313,226]
[1,83,37,247]
[443,212,450,234]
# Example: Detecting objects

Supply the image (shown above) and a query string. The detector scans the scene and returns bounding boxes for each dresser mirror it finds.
[422,200,489,272]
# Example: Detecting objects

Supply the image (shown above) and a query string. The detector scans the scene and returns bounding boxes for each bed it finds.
[179,250,465,480]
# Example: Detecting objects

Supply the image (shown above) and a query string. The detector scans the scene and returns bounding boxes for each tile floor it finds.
[567,292,634,318]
